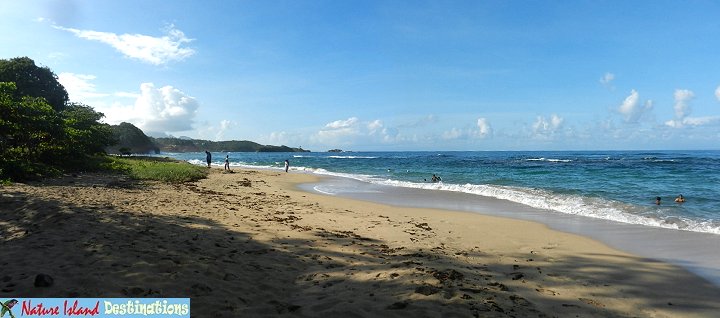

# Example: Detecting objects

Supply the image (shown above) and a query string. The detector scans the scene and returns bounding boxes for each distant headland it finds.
[106,122,310,155]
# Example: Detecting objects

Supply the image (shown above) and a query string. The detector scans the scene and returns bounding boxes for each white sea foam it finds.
[328,155,379,159]
[526,158,572,163]
[184,158,719,235]
[308,170,720,235]
[187,159,204,165]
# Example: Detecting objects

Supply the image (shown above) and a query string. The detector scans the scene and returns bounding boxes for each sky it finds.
[2,0,720,151]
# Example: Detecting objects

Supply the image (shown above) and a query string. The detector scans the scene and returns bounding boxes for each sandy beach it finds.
[2,168,720,317]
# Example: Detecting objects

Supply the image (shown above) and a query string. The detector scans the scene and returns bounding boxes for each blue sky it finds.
[2,0,720,151]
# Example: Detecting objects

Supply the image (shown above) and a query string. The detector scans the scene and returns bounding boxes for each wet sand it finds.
[2,168,720,317]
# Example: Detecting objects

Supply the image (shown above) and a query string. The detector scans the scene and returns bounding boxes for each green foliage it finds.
[60,103,117,165]
[0,57,117,181]
[106,156,208,183]
[0,57,68,111]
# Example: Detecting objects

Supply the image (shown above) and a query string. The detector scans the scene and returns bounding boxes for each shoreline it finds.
[2,168,720,317]
[298,174,720,287]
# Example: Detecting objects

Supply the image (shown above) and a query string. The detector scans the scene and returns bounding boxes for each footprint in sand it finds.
[579,298,605,308]
[536,287,559,296]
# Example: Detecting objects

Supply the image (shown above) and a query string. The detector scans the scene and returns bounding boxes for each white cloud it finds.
[665,89,695,128]
[59,72,139,102]
[442,128,463,140]
[663,88,720,128]
[673,89,694,119]
[216,120,233,141]
[441,118,493,140]
[600,72,615,86]
[476,118,492,138]
[58,72,108,101]
[325,117,359,130]
[101,83,199,133]
[316,117,361,142]
[311,117,411,147]
[532,114,563,138]
[683,116,720,126]
[54,24,195,65]
[267,131,289,144]
[367,119,384,134]
[716,85,720,101]
[617,89,653,123]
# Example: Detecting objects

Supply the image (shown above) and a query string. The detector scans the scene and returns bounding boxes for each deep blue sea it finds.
[165,150,720,235]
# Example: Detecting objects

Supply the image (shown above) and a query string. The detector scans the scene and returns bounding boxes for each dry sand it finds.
[2,168,720,317]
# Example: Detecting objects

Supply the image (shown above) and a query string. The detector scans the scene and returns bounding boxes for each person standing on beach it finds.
[205,151,212,168]
[224,154,230,171]
[284,159,290,173]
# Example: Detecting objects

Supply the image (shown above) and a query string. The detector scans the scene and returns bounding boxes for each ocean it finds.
[173,150,720,235]
[166,150,720,285]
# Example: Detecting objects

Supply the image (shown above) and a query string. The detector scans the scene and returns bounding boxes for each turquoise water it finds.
[166,150,720,235]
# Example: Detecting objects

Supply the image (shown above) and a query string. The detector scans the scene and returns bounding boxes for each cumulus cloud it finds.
[316,117,360,142]
[664,89,720,128]
[476,118,492,138]
[135,83,199,132]
[442,118,493,140]
[532,114,563,138]
[367,119,384,134]
[325,117,359,130]
[100,83,199,133]
[665,89,695,128]
[312,117,409,146]
[716,85,720,101]
[54,24,195,65]
[618,89,653,123]
[673,89,694,118]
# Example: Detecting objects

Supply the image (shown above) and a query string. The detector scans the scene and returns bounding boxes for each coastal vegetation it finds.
[1,57,115,181]
[105,123,309,155]
[151,137,308,153]
[105,156,207,183]
[107,122,160,155]
[0,56,306,182]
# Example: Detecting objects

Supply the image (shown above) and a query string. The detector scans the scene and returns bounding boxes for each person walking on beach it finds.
[284,159,290,173]
[205,151,212,168]
[224,154,230,171]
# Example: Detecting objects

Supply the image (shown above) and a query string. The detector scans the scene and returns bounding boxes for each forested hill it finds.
[105,122,309,154]
[107,122,160,155]
[152,137,309,153]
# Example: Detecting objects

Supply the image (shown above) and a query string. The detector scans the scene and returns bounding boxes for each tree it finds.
[0,82,63,179]
[58,103,116,166]
[0,57,69,111]
[0,57,116,181]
